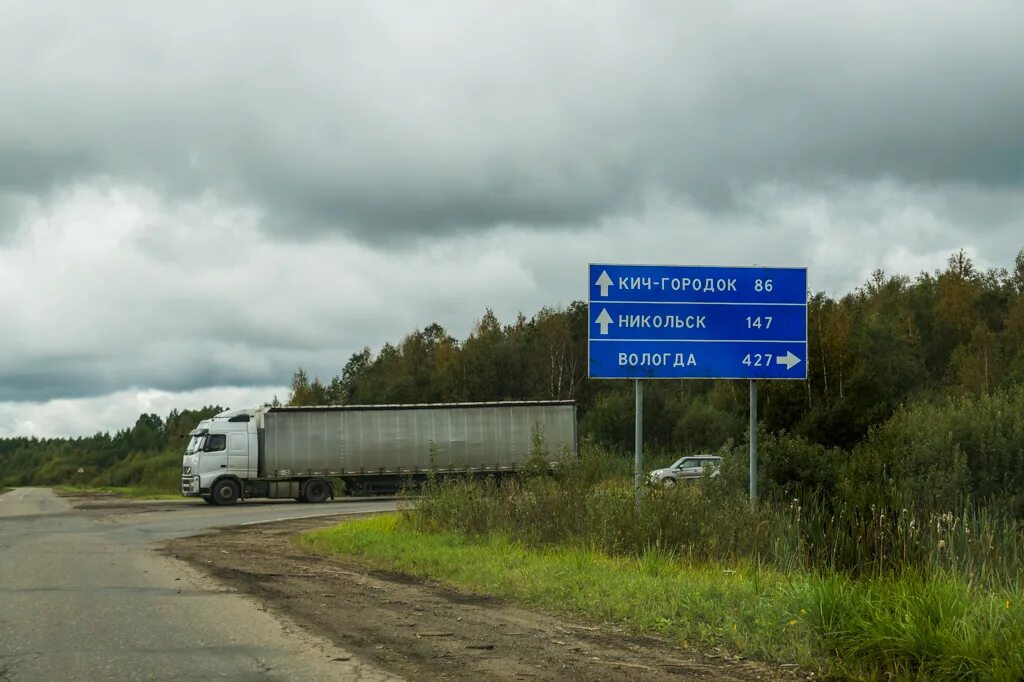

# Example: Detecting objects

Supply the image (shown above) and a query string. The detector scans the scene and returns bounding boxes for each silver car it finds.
[648,455,722,486]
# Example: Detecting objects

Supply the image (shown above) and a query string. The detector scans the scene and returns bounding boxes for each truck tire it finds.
[201,495,216,505]
[303,479,331,504]
[211,479,240,506]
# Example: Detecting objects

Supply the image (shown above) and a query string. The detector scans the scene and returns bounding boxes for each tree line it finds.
[0,407,222,490]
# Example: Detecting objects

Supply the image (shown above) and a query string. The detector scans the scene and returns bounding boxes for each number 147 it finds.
[746,316,772,329]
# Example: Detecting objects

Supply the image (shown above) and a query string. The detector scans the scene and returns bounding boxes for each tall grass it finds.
[406,443,1024,590]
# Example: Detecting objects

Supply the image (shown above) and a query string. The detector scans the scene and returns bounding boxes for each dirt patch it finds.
[160,516,809,681]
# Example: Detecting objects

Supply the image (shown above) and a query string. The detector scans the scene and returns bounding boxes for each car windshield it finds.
[185,435,206,454]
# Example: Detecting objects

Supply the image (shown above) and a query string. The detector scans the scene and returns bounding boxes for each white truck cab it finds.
[182,407,336,505]
[182,409,260,504]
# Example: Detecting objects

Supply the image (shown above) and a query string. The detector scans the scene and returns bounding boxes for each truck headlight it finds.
[183,465,192,475]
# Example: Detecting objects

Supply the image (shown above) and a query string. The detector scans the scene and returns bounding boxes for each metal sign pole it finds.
[634,379,643,511]
[749,379,758,509]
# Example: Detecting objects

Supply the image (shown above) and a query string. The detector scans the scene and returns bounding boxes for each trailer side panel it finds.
[260,402,575,478]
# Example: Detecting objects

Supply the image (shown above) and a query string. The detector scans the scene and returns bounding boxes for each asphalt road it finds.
[0,488,400,681]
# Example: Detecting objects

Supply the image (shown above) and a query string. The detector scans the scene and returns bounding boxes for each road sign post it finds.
[749,379,758,509]
[588,264,807,507]
[634,380,643,511]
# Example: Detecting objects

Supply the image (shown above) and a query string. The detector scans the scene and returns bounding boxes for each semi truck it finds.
[181,400,577,505]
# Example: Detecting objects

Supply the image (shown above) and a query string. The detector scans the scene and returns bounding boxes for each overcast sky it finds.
[2,1,1023,437]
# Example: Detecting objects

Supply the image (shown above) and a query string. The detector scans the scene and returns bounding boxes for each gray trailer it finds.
[181,400,577,504]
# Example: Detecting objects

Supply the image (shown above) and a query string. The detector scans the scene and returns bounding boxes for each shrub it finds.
[841,387,1024,513]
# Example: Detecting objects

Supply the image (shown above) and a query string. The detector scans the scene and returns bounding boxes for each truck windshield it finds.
[186,435,206,454]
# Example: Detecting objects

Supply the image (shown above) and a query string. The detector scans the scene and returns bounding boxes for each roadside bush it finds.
[707,430,842,501]
[568,436,634,486]
[841,386,1024,513]
[409,460,1024,589]
[409,473,774,560]
[84,448,182,493]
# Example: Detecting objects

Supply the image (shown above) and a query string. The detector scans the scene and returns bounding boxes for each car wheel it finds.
[663,477,676,487]
[303,479,331,504]
[212,479,240,506]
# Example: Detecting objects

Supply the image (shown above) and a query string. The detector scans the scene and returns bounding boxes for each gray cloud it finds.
[2,2,1024,434]
[1,178,1021,410]
[3,2,1024,242]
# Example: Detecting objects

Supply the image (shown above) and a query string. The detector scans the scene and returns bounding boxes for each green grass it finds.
[301,515,1024,681]
[55,485,182,500]
[0,487,11,495]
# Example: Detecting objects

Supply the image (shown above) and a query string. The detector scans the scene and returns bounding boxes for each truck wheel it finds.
[201,496,216,505]
[212,479,240,506]
[303,479,331,504]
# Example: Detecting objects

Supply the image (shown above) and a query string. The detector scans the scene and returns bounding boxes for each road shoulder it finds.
[161,516,802,681]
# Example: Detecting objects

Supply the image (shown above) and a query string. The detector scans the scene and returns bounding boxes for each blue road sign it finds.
[588,264,808,380]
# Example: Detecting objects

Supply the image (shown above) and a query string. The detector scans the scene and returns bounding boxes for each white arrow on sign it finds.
[595,308,613,335]
[776,351,802,369]
[595,270,613,297]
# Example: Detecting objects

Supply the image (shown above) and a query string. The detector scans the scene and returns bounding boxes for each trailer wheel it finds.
[211,479,240,506]
[303,479,331,504]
